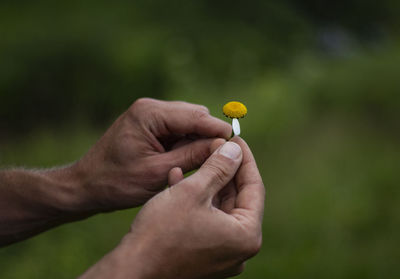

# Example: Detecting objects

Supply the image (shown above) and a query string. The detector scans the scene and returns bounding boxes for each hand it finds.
[72,98,232,212]
[80,137,265,279]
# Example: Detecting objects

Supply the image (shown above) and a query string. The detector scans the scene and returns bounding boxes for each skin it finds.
[0,98,265,278]
[0,98,231,245]
[80,137,265,279]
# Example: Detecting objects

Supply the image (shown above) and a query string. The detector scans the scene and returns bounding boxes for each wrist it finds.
[80,234,150,279]
[43,163,96,217]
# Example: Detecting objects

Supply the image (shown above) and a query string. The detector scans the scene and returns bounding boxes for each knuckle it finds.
[184,146,197,170]
[128,98,158,121]
[192,108,209,121]
[130,98,155,112]
[197,105,210,114]
[135,97,155,106]
[243,234,262,258]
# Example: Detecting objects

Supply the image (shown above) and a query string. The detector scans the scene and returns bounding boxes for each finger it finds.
[218,180,237,214]
[170,138,193,150]
[189,141,243,198]
[231,137,265,222]
[211,193,221,209]
[158,138,226,174]
[157,101,232,139]
[168,167,184,186]
[169,133,221,151]
[210,138,226,153]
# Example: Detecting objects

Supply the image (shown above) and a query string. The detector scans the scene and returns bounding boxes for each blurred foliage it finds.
[2,0,399,135]
[1,0,400,278]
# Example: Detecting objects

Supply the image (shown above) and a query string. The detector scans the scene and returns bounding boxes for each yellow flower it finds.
[223,101,247,119]
[222,101,247,136]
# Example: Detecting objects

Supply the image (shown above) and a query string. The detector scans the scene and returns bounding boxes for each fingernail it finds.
[219,142,241,159]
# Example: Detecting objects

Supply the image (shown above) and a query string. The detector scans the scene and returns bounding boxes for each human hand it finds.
[80,137,265,279]
[71,98,232,212]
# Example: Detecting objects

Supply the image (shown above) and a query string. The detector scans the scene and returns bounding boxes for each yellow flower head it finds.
[223,101,247,119]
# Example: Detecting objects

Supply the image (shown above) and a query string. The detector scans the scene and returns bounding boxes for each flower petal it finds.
[232,118,240,136]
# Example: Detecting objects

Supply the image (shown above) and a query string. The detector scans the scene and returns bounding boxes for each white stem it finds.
[232,118,240,136]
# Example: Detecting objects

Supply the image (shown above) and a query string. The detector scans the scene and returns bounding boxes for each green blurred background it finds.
[1,1,400,278]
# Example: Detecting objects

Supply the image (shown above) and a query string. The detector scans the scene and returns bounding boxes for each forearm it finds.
[0,165,93,246]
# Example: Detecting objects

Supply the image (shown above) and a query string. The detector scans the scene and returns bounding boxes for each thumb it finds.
[158,138,226,174]
[189,141,243,198]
